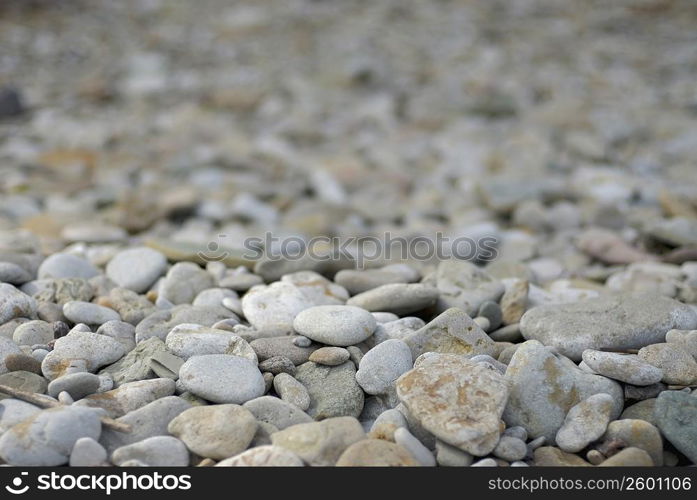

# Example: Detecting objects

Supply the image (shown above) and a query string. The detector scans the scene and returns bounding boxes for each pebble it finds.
[478,301,503,330]
[135,305,236,342]
[294,361,364,419]
[520,292,697,361]
[493,436,528,461]
[281,271,349,305]
[371,312,400,323]
[620,398,658,425]
[347,283,439,315]
[99,396,191,453]
[293,305,377,347]
[501,279,529,325]
[336,439,420,466]
[99,337,167,387]
[106,247,168,293]
[63,301,121,325]
[0,371,48,396]
[12,320,53,346]
[258,356,296,375]
[112,436,190,466]
[158,262,215,305]
[273,373,311,411]
[435,439,474,467]
[168,404,257,460]
[292,335,312,347]
[403,307,497,359]
[471,458,498,467]
[75,378,176,417]
[653,390,697,463]
[96,321,136,352]
[432,260,504,316]
[503,340,623,442]
[215,445,304,466]
[368,408,407,441]
[394,426,436,466]
[599,447,654,466]
[250,336,318,365]
[0,283,37,325]
[308,346,351,366]
[37,253,99,280]
[335,269,409,295]
[581,349,663,386]
[243,395,313,429]
[0,406,102,466]
[47,372,101,399]
[41,330,126,380]
[271,416,366,466]
[102,288,155,325]
[665,329,697,359]
[555,393,615,452]
[241,282,314,335]
[4,353,42,374]
[396,353,508,456]
[603,419,663,466]
[70,437,107,466]
[356,338,412,395]
[637,343,697,385]
[165,324,257,363]
[178,354,265,404]
[533,446,592,466]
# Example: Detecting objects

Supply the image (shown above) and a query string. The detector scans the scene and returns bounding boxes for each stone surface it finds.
[75,378,176,417]
[654,390,697,463]
[241,282,314,336]
[273,373,311,411]
[294,361,364,419]
[215,445,304,466]
[396,353,508,456]
[520,293,697,361]
[165,324,257,363]
[70,437,107,466]
[347,283,439,315]
[356,338,412,395]
[555,393,615,452]
[336,439,419,466]
[106,247,168,293]
[503,340,623,442]
[42,330,126,380]
[638,343,697,385]
[168,404,258,460]
[603,419,663,466]
[581,349,663,386]
[0,283,37,325]
[243,396,313,429]
[111,435,189,466]
[178,354,265,404]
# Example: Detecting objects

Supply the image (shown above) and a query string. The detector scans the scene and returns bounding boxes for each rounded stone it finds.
[38,254,99,280]
[63,301,121,325]
[356,339,413,395]
[555,393,615,453]
[48,372,101,399]
[308,346,350,366]
[581,349,663,386]
[293,305,377,347]
[336,439,420,466]
[178,354,265,404]
[111,436,190,466]
[106,247,167,293]
[215,445,304,466]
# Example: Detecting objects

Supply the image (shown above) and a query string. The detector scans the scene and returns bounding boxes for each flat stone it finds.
[603,419,663,466]
[0,283,37,325]
[37,253,99,280]
[403,308,497,359]
[42,330,126,380]
[347,283,439,315]
[503,340,623,442]
[178,354,265,404]
[396,353,508,456]
[250,336,318,365]
[241,282,315,336]
[555,393,615,452]
[149,351,184,380]
[638,343,697,385]
[99,337,166,387]
[271,416,366,466]
[273,373,311,411]
[48,372,101,399]
[158,262,215,305]
[165,324,257,363]
[111,435,189,466]
[356,339,412,395]
[654,390,697,463]
[0,371,48,396]
[336,438,419,466]
[70,437,107,466]
[4,353,42,374]
[168,404,257,460]
[0,406,101,466]
[106,247,167,293]
[295,361,364,419]
[216,445,304,466]
[308,346,351,366]
[74,378,176,417]
[520,292,697,361]
[493,436,527,462]
[581,349,663,386]
[599,447,653,466]
[431,260,505,316]
[293,305,377,347]
[12,320,53,345]
[63,301,121,325]
[243,395,313,429]
[99,396,191,453]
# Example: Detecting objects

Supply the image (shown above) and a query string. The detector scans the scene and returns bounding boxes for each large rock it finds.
[654,390,697,463]
[503,340,623,442]
[396,353,508,456]
[520,292,697,360]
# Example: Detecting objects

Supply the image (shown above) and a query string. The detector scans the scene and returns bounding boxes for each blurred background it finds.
[1,0,696,269]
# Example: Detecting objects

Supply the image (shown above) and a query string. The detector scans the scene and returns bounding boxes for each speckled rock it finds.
[241,282,315,336]
[42,330,126,380]
[356,339,412,395]
[581,349,663,386]
[165,324,257,363]
[178,354,265,404]
[654,390,697,463]
[106,247,168,293]
[294,361,364,419]
[215,445,304,466]
[0,283,37,325]
[112,436,189,466]
[555,393,615,452]
[603,419,663,466]
[336,438,419,466]
[637,343,697,385]
[243,395,313,429]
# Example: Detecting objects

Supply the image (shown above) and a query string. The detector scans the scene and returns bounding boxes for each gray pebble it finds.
[179,354,265,404]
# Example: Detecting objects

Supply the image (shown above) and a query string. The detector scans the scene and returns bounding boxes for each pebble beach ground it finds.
[1,0,697,467]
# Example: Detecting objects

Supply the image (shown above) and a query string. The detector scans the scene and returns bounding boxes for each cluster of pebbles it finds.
[1,0,697,467]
